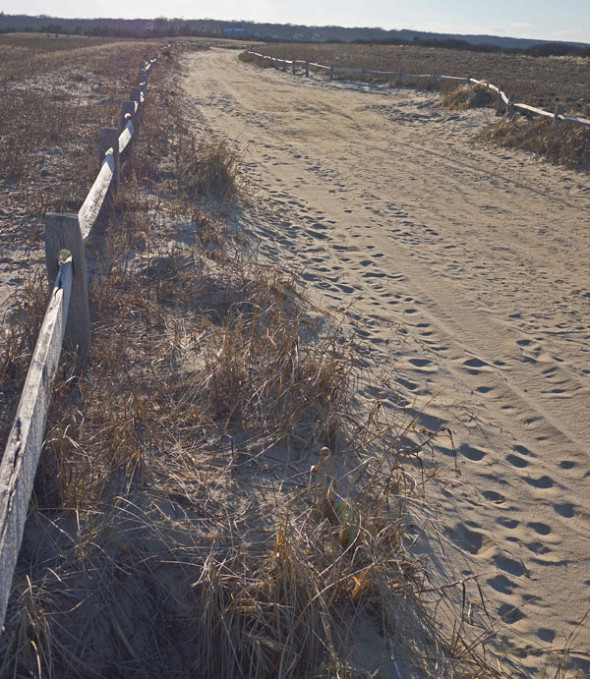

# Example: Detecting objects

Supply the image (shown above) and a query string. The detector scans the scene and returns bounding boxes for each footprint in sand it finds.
[506,453,529,468]
[537,628,556,643]
[458,444,487,462]
[513,444,536,458]
[498,602,526,624]
[528,522,551,536]
[554,502,576,518]
[493,554,527,578]
[483,490,506,504]
[497,516,519,530]
[487,574,518,595]
[407,357,437,373]
[446,522,492,555]
[525,541,552,556]
[523,475,554,490]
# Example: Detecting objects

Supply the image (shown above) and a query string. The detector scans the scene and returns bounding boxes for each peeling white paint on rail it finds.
[119,120,134,155]
[0,259,73,629]
[78,152,115,240]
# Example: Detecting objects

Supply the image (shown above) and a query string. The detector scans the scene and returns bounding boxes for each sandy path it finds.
[182,48,590,676]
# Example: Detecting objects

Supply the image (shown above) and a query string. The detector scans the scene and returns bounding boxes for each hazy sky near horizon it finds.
[3,0,589,43]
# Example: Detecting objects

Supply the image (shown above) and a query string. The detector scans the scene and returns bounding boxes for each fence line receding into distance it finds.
[248,48,590,129]
[0,43,177,632]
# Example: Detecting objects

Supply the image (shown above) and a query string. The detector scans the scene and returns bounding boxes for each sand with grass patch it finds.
[181,47,590,676]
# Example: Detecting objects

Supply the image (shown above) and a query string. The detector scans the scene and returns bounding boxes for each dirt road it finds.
[182,48,590,676]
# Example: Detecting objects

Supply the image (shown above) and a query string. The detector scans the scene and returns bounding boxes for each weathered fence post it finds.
[431,72,439,88]
[305,61,309,77]
[497,85,506,116]
[507,94,516,120]
[120,101,135,133]
[139,65,148,93]
[292,59,296,75]
[397,69,403,86]
[45,213,90,361]
[360,67,366,82]
[130,88,141,132]
[329,65,334,81]
[553,104,564,129]
[282,59,287,72]
[98,127,120,191]
[466,73,471,84]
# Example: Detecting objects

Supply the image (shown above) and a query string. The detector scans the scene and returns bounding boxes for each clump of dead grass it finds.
[175,135,243,204]
[443,84,496,110]
[477,117,590,172]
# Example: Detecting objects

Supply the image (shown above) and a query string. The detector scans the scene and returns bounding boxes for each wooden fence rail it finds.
[0,42,176,632]
[248,49,590,128]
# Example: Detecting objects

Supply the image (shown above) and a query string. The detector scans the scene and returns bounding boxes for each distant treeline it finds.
[359,36,590,58]
[0,14,588,57]
[0,17,219,39]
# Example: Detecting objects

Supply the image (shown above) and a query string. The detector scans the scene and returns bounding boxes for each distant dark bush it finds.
[526,42,590,57]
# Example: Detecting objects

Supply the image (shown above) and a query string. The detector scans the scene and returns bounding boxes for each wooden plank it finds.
[119,120,134,155]
[366,69,398,76]
[0,256,73,630]
[514,102,553,118]
[439,75,466,81]
[562,114,590,127]
[119,101,136,134]
[45,214,90,360]
[78,153,114,239]
[99,128,120,193]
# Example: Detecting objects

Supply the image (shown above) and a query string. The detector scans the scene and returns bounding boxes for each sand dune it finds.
[181,48,590,676]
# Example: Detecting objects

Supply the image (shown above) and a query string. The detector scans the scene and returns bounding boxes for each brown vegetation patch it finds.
[478,117,590,172]
[443,84,496,110]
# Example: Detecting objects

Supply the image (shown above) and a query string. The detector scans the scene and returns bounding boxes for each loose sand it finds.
[181,48,590,676]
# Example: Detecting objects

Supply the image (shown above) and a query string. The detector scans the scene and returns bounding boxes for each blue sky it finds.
[4,0,590,42]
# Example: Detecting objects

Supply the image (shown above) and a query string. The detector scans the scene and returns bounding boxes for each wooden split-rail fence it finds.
[248,48,590,129]
[0,42,182,631]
